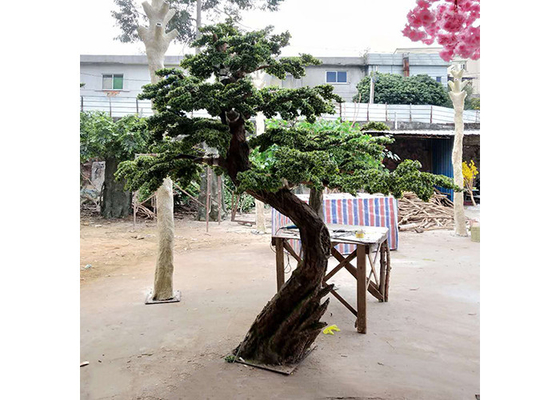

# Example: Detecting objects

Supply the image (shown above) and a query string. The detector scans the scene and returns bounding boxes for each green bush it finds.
[360,121,390,131]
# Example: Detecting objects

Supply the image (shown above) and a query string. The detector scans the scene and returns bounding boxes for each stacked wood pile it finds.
[398,190,454,232]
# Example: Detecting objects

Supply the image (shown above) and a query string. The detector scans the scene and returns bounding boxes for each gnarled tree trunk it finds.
[101,156,131,219]
[309,187,324,222]
[234,188,332,364]
[224,114,332,365]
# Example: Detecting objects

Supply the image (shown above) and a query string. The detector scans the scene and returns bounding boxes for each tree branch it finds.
[174,153,228,169]
[141,1,155,20]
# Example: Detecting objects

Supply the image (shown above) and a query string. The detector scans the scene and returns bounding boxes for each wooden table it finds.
[272,224,391,334]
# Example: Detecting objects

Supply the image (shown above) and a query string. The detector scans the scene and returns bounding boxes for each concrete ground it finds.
[80,216,479,400]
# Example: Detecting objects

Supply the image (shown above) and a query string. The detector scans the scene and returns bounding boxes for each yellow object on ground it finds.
[323,325,341,335]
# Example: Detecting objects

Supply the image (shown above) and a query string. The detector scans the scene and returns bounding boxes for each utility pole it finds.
[195,0,202,54]
[369,66,377,104]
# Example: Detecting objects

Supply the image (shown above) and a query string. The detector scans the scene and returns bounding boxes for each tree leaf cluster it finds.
[80,112,151,163]
[240,119,456,198]
[354,73,452,107]
[116,22,457,202]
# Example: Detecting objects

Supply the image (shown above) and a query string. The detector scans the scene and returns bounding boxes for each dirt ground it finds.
[80,210,480,400]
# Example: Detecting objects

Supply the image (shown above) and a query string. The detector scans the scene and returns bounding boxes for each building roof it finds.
[80,54,367,67]
[366,130,479,137]
[408,53,450,66]
[80,53,449,68]
[313,57,366,66]
[366,53,450,67]
[80,54,184,65]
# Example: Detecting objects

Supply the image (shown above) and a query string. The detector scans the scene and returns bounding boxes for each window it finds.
[436,76,442,83]
[102,74,124,90]
[326,71,347,83]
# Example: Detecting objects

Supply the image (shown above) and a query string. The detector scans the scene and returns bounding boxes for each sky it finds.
[80,0,437,57]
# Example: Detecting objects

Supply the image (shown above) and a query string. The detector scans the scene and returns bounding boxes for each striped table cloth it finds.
[271,193,399,254]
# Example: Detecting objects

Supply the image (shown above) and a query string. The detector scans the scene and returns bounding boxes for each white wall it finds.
[81,63,155,98]
[268,65,366,103]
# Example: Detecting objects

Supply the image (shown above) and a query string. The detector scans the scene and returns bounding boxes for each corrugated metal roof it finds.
[80,55,184,65]
[366,130,480,136]
[315,57,365,66]
[366,53,450,67]
[408,53,450,66]
[366,53,403,66]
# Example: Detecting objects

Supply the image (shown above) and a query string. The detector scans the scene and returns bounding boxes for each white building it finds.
[80,52,451,115]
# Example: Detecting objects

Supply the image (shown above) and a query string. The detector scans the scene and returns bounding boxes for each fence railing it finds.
[80,95,480,124]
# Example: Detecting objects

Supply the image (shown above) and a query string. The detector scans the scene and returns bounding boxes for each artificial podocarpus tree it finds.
[117,22,455,365]
[138,0,179,301]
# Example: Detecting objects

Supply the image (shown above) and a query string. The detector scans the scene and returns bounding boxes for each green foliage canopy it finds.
[246,119,453,200]
[116,22,456,202]
[354,73,452,107]
[80,112,151,162]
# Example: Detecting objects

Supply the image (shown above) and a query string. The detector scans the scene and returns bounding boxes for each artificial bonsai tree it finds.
[117,22,455,365]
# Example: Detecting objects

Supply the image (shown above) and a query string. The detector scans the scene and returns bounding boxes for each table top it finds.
[272,223,388,245]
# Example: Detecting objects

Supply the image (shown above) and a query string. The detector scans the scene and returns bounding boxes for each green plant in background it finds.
[80,111,151,218]
[460,81,480,110]
[360,121,390,132]
[353,73,452,107]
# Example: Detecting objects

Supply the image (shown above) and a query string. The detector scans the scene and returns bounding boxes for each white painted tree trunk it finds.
[138,0,179,300]
[448,68,468,237]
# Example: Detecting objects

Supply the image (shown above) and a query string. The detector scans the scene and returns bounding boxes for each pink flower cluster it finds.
[402,0,480,61]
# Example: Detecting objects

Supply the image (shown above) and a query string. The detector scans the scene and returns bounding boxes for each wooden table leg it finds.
[384,241,391,302]
[357,244,367,334]
[379,241,387,302]
[275,238,285,292]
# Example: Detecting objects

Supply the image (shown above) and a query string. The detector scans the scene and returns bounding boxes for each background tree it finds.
[112,0,284,45]
[134,0,182,302]
[448,67,468,236]
[116,22,456,365]
[353,73,452,107]
[80,112,150,218]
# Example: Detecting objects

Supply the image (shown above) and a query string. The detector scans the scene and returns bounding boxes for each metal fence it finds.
[80,95,480,124]
[324,103,480,124]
